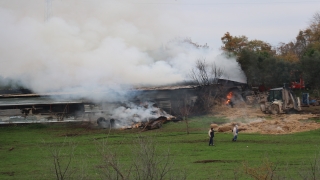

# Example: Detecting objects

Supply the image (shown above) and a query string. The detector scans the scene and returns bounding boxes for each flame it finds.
[225,92,233,104]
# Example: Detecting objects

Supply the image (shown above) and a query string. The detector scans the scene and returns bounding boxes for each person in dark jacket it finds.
[208,127,215,146]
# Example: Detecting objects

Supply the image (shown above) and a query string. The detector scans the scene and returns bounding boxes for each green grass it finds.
[1,117,320,180]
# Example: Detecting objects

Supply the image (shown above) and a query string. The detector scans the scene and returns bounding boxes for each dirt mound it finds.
[210,124,219,129]
[212,104,320,134]
[217,125,232,132]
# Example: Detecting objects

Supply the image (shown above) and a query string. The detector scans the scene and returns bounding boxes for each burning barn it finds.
[0,95,86,123]
[0,78,248,128]
[133,85,198,115]
[132,78,248,114]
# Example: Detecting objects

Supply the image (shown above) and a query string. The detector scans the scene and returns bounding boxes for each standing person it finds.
[232,125,238,141]
[208,127,215,146]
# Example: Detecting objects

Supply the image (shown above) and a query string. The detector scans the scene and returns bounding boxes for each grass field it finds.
[1,115,320,180]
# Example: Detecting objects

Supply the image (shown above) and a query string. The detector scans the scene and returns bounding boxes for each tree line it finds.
[221,12,320,89]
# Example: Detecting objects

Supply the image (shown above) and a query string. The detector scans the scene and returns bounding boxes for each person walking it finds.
[232,125,238,141]
[208,127,215,146]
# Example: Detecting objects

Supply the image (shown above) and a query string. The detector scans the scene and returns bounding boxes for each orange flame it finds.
[225,92,233,104]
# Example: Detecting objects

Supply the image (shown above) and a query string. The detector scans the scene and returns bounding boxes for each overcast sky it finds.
[2,0,319,47]
[0,0,319,97]
[129,0,320,49]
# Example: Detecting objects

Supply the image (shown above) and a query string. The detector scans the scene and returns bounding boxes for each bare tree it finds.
[95,125,130,180]
[176,93,194,134]
[242,156,278,180]
[97,136,187,180]
[299,152,320,180]
[310,12,320,39]
[100,148,128,180]
[211,62,224,82]
[42,138,77,180]
[189,59,226,112]
[131,136,177,180]
[190,59,223,86]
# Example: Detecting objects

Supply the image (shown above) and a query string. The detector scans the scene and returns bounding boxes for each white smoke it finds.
[111,103,158,121]
[95,102,172,128]
[0,0,246,101]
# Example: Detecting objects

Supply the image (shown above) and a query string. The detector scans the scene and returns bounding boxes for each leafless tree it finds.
[190,59,224,86]
[100,148,129,180]
[94,124,130,180]
[96,135,187,180]
[131,136,177,180]
[176,93,194,134]
[43,138,77,180]
[310,12,320,34]
[189,59,226,112]
[243,158,278,180]
[299,152,320,180]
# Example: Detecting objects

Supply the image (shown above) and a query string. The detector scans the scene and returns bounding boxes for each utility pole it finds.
[45,0,52,22]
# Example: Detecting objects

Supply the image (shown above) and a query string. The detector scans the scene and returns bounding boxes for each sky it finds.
[0,0,319,100]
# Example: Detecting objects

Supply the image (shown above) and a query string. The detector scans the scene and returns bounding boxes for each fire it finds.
[225,92,233,104]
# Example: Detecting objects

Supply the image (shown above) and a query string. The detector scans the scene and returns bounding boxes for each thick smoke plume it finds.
[96,102,172,128]
[0,0,245,102]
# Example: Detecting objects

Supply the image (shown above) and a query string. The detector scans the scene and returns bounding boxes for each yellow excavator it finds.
[259,87,301,114]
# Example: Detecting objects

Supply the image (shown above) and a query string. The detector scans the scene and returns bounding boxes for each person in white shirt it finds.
[232,125,238,141]
[208,127,214,146]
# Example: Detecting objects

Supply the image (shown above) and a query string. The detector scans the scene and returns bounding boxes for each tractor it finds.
[260,87,301,114]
